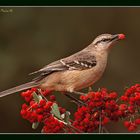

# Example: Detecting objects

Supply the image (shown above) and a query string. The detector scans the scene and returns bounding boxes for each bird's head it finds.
[92,33,125,51]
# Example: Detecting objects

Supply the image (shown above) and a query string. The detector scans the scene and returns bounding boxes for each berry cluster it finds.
[73,88,120,132]
[120,84,140,131]
[20,84,140,133]
[20,88,67,133]
[42,115,64,133]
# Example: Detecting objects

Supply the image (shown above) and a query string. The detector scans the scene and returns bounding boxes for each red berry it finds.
[22,103,28,109]
[50,95,56,101]
[128,123,137,131]
[124,121,131,128]
[135,119,140,125]
[128,106,135,113]
[59,107,66,114]
[83,118,89,124]
[25,97,31,102]
[42,89,52,96]
[37,115,43,122]
[31,88,37,92]
[43,101,53,110]
[80,95,88,101]
[135,95,140,101]
[85,113,90,119]
[30,101,35,106]
[88,102,95,108]
[119,104,127,111]
[102,117,109,125]
[39,99,46,106]
[118,34,125,40]
[36,108,43,114]
[20,109,27,116]
[21,91,30,97]
[32,103,38,109]
[120,96,128,102]
[87,92,95,99]
[109,92,118,99]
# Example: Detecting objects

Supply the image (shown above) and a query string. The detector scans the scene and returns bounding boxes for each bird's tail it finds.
[0,81,40,98]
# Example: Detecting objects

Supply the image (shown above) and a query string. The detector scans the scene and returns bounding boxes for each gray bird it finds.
[0,33,125,97]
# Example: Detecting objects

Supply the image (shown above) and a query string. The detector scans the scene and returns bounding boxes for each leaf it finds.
[32,122,39,129]
[64,111,71,124]
[32,92,40,103]
[38,95,43,101]
[51,103,61,119]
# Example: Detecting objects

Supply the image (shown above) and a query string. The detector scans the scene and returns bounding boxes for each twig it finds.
[102,126,109,133]
[99,112,102,133]
[64,93,87,106]
[54,116,83,133]
[66,124,83,133]
[37,89,48,102]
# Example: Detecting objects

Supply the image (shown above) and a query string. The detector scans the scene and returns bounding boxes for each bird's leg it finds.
[64,93,86,106]
[71,91,85,95]
[88,86,93,92]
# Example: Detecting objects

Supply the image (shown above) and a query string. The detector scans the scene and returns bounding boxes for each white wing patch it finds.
[60,59,96,70]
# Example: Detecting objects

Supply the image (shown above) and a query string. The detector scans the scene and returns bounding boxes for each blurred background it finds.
[0,7,139,133]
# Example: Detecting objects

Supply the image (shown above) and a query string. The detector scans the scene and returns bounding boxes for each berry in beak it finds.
[118,34,125,40]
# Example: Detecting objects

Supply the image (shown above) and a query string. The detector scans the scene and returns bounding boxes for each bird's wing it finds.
[60,51,97,70]
[31,51,97,81]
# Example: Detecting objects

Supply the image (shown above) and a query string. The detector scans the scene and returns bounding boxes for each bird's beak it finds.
[111,34,125,42]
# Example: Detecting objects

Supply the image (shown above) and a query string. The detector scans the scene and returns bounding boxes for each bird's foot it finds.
[72,91,85,95]
[88,86,93,92]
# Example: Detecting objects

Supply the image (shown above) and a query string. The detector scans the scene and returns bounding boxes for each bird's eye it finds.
[94,38,111,45]
[102,38,110,42]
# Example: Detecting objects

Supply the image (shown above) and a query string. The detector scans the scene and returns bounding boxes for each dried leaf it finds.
[32,122,39,129]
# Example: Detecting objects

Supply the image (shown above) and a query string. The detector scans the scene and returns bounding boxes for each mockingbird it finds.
[0,33,125,98]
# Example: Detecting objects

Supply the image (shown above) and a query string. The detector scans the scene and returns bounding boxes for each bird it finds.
[0,33,125,98]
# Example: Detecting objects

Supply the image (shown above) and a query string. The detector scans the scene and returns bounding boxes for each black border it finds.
[0,0,139,6]
[0,134,139,139]
[0,0,140,139]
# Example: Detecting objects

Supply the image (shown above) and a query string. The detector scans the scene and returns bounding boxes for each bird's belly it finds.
[66,66,106,91]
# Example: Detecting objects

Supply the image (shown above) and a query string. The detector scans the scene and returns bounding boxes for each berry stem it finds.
[53,116,83,133]
[37,89,48,102]
[102,126,109,133]
[99,112,102,133]
[64,93,87,106]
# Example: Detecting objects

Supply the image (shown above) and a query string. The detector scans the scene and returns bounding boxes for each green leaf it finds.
[32,92,40,103]
[64,111,71,124]
[51,103,61,119]
[38,95,43,101]
[32,122,39,129]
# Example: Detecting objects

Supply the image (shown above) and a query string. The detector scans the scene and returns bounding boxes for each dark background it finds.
[0,7,139,133]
